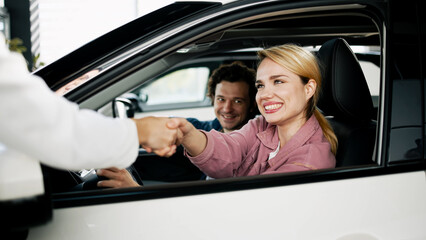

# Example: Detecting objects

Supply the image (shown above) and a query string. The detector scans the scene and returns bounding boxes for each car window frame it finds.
[42,0,426,210]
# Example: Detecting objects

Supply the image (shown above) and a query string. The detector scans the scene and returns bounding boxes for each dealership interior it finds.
[0,0,172,71]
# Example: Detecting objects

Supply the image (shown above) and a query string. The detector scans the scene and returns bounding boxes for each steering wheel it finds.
[67,96,143,190]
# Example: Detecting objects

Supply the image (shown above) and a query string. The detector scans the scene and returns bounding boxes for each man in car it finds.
[97,61,259,188]
[187,61,258,133]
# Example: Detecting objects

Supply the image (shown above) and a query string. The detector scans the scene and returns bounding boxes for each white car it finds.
[2,0,426,239]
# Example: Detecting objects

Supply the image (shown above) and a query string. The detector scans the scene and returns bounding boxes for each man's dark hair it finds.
[207,61,257,117]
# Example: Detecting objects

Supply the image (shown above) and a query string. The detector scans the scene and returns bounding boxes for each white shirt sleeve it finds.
[0,34,139,171]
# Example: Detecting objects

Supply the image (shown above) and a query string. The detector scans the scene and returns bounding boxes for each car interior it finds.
[317,38,377,167]
[44,6,382,193]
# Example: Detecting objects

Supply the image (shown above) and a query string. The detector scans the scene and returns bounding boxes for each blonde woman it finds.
[170,44,337,178]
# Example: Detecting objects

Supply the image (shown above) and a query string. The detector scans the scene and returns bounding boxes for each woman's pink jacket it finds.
[186,115,336,178]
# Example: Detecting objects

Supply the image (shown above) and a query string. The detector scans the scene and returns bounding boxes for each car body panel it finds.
[28,171,426,239]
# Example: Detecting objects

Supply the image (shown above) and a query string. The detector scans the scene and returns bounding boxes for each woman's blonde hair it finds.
[257,44,338,155]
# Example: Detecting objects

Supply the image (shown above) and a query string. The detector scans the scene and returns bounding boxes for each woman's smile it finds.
[263,102,283,114]
[256,58,314,128]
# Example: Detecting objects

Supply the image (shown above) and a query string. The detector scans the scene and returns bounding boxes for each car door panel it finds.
[27,171,426,239]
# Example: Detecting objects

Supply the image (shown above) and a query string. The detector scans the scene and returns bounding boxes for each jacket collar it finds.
[256,115,320,151]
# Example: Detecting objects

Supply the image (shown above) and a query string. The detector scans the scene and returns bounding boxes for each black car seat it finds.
[317,38,377,167]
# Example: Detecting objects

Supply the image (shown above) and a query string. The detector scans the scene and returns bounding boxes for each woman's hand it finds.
[166,118,207,157]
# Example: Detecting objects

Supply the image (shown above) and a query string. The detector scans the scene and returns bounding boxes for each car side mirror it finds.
[139,91,149,103]
[112,97,135,118]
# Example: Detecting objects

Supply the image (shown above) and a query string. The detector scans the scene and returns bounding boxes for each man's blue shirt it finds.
[186,118,222,132]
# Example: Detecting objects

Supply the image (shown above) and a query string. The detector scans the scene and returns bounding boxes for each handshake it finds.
[131,116,192,157]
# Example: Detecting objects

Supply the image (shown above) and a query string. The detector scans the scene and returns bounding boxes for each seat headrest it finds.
[317,38,374,122]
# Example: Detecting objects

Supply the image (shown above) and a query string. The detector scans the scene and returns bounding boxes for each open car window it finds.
[38,1,404,200]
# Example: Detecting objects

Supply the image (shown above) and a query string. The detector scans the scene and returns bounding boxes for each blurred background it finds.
[1,0,175,69]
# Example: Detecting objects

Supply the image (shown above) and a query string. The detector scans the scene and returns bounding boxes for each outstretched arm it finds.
[0,33,178,171]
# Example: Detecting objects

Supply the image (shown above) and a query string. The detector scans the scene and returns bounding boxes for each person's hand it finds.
[165,118,207,157]
[96,167,140,188]
[166,118,192,145]
[132,116,178,157]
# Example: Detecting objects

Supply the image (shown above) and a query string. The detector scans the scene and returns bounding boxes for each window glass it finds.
[359,61,380,96]
[359,60,380,107]
[138,67,210,105]
[351,46,380,107]
[389,78,422,162]
[386,0,424,163]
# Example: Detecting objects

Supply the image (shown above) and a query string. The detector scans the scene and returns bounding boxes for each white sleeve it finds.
[0,35,139,171]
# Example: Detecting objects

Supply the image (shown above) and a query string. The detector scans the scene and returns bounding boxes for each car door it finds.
[22,0,426,239]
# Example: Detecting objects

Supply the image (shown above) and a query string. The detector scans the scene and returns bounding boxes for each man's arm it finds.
[0,34,176,171]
